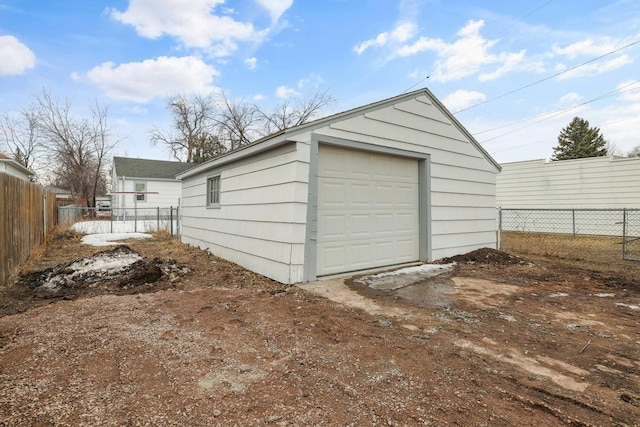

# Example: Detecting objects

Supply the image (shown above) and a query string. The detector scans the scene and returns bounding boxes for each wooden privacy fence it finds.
[0,173,58,285]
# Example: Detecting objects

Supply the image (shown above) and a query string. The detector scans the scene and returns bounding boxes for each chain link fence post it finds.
[497,206,502,251]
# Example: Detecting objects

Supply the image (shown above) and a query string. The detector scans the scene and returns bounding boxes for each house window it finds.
[207,175,221,207]
[135,182,146,202]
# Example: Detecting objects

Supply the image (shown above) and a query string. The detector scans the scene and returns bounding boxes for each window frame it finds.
[206,174,221,208]
[134,181,147,202]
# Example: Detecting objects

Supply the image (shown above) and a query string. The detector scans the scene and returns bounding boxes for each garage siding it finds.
[180,143,309,284]
[305,95,498,260]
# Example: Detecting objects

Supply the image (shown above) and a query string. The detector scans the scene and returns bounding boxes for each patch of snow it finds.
[615,303,640,311]
[593,293,615,298]
[41,250,143,291]
[81,233,152,247]
[355,263,455,291]
[548,292,569,298]
[72,220,176,234]
[68,253,142,273]
[366,263,454,279]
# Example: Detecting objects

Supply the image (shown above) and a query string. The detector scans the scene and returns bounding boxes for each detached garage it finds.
[177,88,500,284]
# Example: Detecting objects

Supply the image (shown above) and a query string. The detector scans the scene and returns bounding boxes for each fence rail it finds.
[498,207,640,261]
[60,206,180,236]
[1,174,58,285]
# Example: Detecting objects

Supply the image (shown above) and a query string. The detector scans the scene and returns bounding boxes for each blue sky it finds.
[1,0,639,164]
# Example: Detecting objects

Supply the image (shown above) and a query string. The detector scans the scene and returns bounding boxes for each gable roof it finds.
[113,156,194,180]
[177,87,500,179]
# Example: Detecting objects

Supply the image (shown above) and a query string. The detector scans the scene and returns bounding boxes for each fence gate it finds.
[622,209,640,261]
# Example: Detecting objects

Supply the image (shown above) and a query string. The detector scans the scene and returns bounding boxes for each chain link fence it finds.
[58,206,180,236]
[498,208,640,262]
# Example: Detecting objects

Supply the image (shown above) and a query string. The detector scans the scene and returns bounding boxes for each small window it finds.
[207,175,221,207]
[135,182,146,202]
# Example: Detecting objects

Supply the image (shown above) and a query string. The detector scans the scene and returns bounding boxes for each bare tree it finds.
[150,90,333,162]
[214,92,260,150]
[0,108,44,172]
[149,94,216,162]
[627,145,640,158]
[255,91,334,135]
[34,89,116,208]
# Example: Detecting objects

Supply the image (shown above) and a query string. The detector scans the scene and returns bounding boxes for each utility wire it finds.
[489,0,555,38]
[477,81,640,144]
[453,38,640,114]
[475,80,640,136]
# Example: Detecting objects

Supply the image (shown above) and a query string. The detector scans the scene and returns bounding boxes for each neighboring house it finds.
[0,153,34,181]
[111,157,194,214]
[496,156,640,209]
[44,186,75,206]
[177,88,501,284]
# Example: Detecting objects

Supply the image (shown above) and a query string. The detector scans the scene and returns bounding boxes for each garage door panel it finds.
[397,212,418,233]
[396,184,418,208]
[374,213,395,234]
[350,182,373,207]
[397,238,419,259]
[320,214,346,239]
[350,243,373,268]
[373,240,395,263]
[319,181,345,207]
[319,245,346,270]
[351,213,372,236]
[317,145,420,276]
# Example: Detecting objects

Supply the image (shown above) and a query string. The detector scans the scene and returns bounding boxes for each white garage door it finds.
[317,145,420,276]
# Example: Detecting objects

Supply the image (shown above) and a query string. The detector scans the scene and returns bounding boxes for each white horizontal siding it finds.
[111,178,181,213]
[180,142,308,284]
[497,157,640,209]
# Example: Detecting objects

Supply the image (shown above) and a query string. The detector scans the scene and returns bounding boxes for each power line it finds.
[477,81,640,144]
[475,80,640,136]
[453,38,640,114]
[489,0,555,38]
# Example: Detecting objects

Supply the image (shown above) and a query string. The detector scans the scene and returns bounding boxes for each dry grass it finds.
[501,231,640,276]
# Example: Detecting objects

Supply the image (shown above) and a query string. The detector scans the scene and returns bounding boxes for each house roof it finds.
[177,87,500,180]
[113,156,194,180]
[0,154,34,177]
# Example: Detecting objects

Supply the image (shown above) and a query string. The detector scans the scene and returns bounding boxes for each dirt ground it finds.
[0,229,639,426]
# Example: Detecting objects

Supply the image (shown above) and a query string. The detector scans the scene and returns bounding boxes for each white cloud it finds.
[297,73,324,89]
[354,22,417,54]
[255,0,293,22]
[0,35,35,75]
[559,92,582,104]
[244,57,258,70]
[617,80,640,102]
[479,50,526,81]
[253,93,266,101]
[77,56,219,102]
[557,54,632,80]
[397,20,523,83]
[442,89,486,112]
[275,85,299,98]
[550,36,634,80]
[552,37,621,58]
[109,0,268,56]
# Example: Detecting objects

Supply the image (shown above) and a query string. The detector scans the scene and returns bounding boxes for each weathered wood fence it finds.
[0,173,58,285]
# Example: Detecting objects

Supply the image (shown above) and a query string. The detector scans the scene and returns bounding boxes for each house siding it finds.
[111,176,182,213]
[496,157,640,209]
[180,142,309,284]
[300,96,498,259]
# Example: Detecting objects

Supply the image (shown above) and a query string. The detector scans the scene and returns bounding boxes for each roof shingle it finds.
[113,157,194,180]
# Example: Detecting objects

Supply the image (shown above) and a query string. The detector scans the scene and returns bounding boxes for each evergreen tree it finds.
[551,117,607,161]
